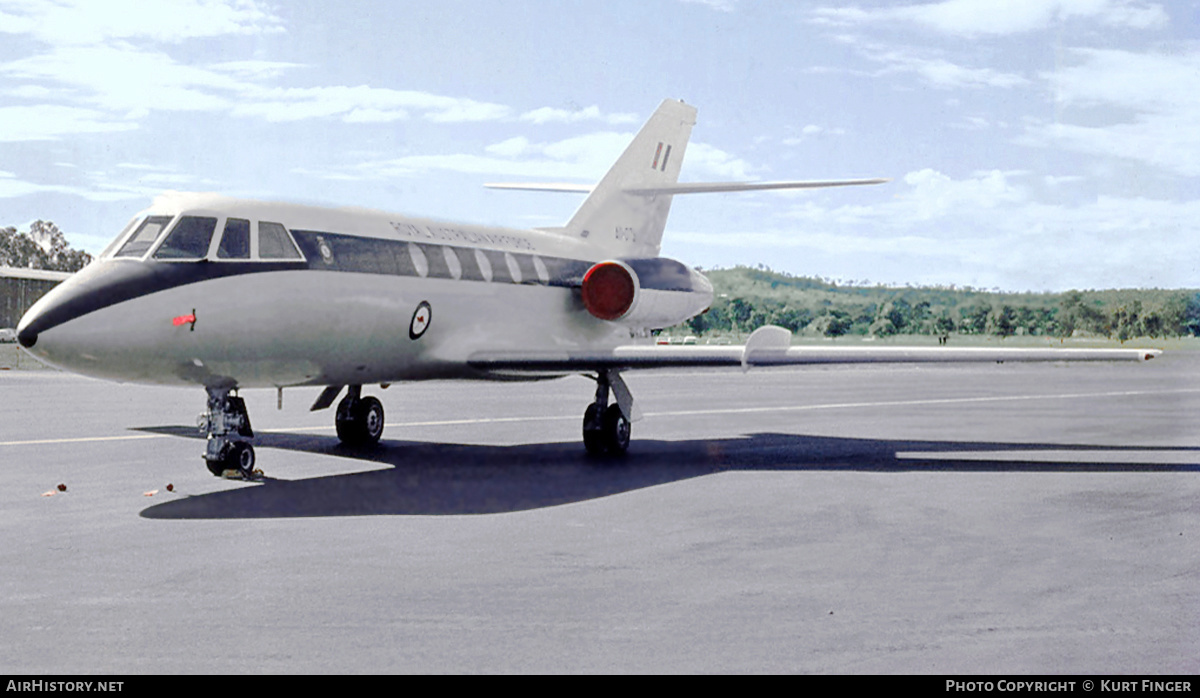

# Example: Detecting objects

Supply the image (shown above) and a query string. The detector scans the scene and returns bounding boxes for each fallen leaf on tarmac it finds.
[41,491,55,497]
[143,490,158,497]
[166,484,174,492]
[56,483,67,492]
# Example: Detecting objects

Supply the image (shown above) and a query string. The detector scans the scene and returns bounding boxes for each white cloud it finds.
[677,0,741,12]
[834,37,1029,89]
[0,105,138,141]
[782,125,848,145]
[3,45,240,113]
[1022,48,1200,177]
[902,168,1027,219]
[520,105,639,125]
[0,169,153,202]
[0,0,284,45]
[680,142,757,180]
[812,0,1167,37]
[673,168,1200,289]
[486,136,532,157]
[0,2,512,137]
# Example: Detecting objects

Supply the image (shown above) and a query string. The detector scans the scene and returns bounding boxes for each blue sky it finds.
[2,0,1199,291]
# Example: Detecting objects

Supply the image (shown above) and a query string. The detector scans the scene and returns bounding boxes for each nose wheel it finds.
[204,439,256,478]
[199,387,259,478]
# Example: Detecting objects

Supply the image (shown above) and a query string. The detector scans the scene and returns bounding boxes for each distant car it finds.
[0,328,16,343]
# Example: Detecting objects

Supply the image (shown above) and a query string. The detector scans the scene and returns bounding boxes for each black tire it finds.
[602,405,630,454]
[336,395,385,446]
[583,403,606,455]
[204,441,255,477]
[205,456,225,477]
[358,396,385,444]
[230,441,255,476]
[335,395,357,444]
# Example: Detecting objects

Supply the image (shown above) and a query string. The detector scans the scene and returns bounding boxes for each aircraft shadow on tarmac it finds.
[133,426,1200,519]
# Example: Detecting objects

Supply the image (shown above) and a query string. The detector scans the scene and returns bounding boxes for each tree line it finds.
[1,221,93,272]
[675,266,1200,341]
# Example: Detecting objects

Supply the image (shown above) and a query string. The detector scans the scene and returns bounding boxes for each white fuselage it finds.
[17,193,712,390]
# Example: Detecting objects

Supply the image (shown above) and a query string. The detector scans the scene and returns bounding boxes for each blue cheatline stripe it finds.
[20,228,707,339]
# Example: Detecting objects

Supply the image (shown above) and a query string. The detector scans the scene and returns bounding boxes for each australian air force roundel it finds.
[409,301,432,340]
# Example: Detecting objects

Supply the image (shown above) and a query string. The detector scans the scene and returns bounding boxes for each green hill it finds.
[669,266,1200,341]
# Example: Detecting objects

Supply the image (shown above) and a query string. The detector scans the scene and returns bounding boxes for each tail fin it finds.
[485,98,888,259]
[564,98,696,258]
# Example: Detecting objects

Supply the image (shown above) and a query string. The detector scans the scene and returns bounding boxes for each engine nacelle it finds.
[580,258,713,329]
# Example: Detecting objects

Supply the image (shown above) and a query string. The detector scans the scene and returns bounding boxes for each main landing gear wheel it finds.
[336,393,384,447]
[583,370,632,457]
[583,404,631,456]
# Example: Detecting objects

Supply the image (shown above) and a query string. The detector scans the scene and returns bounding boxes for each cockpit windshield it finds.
[105,212,305,263]
[152,216,218,259]
[112,216,175,258]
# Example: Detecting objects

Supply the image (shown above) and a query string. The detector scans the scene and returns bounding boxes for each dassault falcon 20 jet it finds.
[17,99,1159,477]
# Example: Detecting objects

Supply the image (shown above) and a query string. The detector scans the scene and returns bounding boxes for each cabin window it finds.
[113,216,174,258]
[408,242,428,277]
[442,247,462,280]
[504,253,522,284]
[474,248,493,282]
[480,249,513,283]
[153,216,217,260]
[258,221,302,260]
[217,218,251,259]
[532,255,550,284]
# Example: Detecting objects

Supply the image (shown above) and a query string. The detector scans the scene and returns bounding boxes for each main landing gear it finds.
[334,385,385,447]
[583,370,632,456]
[199,387,257,478]
[309,384,385,447]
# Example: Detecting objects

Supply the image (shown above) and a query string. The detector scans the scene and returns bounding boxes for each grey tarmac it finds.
[1,351,1198,673]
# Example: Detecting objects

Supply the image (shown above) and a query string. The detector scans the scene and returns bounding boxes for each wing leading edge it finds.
[468,326,1161,375]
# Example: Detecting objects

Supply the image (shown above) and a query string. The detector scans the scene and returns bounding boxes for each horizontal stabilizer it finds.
[485,179,888,196]
[485,182,594,193]
[624,178,889,196]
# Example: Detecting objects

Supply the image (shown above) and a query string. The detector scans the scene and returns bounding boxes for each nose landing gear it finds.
[199,387,258,478]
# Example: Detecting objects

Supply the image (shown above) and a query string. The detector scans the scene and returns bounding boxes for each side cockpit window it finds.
[217,218,251,259]
[258,221,302,260]
[113,215,174,258]
[153,216,218,260]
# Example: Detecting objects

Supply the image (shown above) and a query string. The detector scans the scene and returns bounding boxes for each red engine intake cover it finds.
[581,261,636,321]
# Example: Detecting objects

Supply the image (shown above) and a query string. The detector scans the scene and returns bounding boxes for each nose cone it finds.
[14,262,105,362]
[16,324,36,349]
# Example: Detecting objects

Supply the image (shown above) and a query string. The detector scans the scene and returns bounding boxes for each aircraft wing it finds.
[468,326,1161,375]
